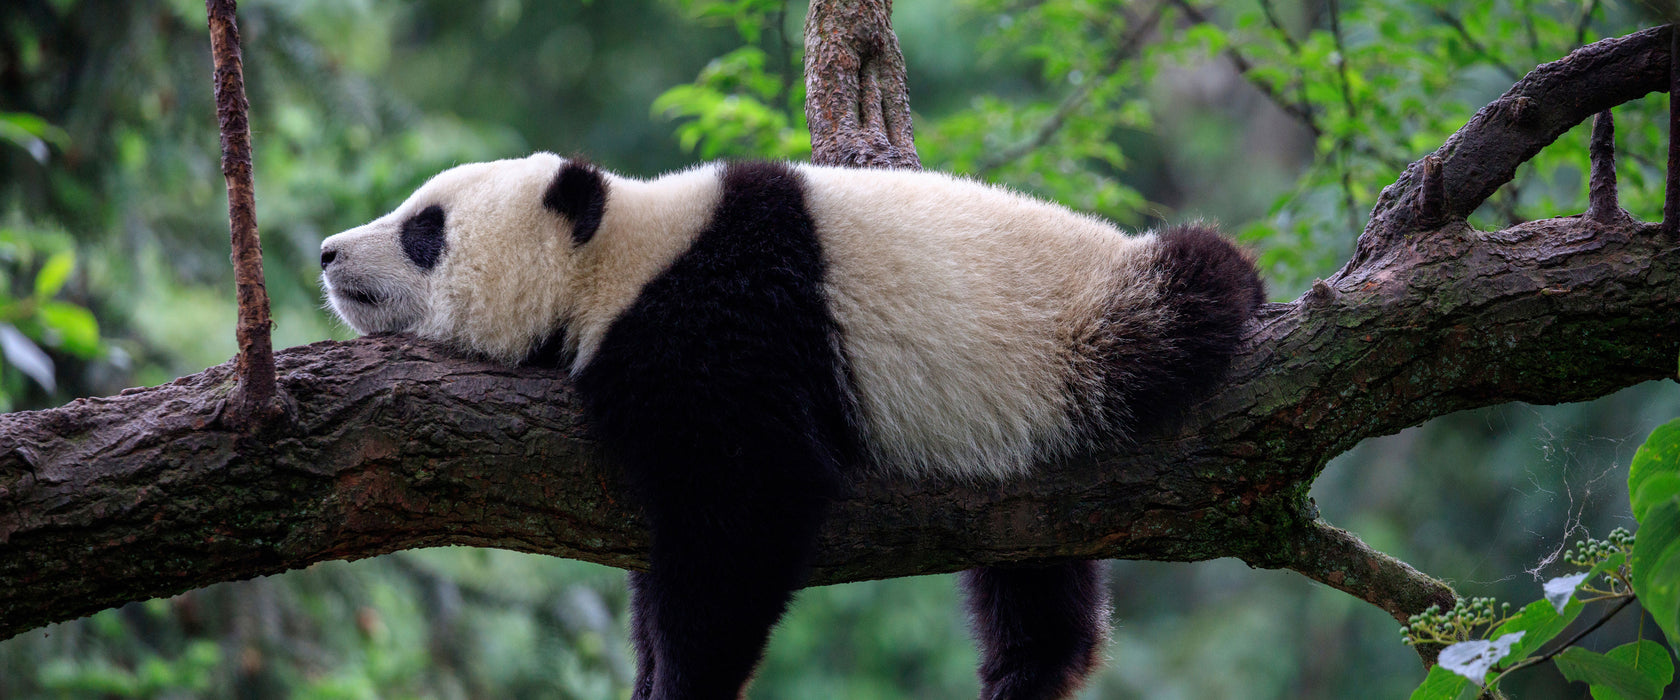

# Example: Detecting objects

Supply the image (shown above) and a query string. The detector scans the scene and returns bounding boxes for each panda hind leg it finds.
[961,560,1111,700]
[628,467,836,700]
[627,571,659,700]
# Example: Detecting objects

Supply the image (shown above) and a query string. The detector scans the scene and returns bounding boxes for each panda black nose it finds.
[320,248,338,269]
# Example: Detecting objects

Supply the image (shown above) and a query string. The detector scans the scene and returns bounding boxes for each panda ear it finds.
[543,160,607,245]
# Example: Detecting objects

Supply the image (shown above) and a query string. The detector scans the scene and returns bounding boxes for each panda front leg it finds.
[961,560,1112,700]
[627,456,838,700]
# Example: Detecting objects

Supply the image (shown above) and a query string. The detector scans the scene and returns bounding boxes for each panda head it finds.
[320,152,608,363]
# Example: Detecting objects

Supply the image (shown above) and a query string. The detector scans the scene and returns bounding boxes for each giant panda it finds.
[319,152,1264,700]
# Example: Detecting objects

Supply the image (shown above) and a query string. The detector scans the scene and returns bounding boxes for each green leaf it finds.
[0,111,69,163]
[1599,640,1675,700]
[1630,418,1680,523]
[1490,596,1584,663]
[32,249,74,299]
[0,111,69,143]
[37,300,100,358]
[1555,641,1673,700]
[1632,499,1680,646]
[1408,664,1475,700]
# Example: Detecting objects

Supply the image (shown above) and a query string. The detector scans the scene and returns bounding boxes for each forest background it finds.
[2,0,1678,698]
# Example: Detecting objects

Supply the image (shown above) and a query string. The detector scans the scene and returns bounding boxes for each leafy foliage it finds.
[911,0,1673,295]
[1406,419,1680,699]
[654,0,809,160]
[0,224,107,410]
[1554,641,1673,700]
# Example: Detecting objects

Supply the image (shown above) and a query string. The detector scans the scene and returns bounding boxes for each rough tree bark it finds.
[803,0,920,169]
[0,13,1677,654]
[206,0,280,425]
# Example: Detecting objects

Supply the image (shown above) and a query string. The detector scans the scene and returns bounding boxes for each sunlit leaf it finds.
[38,301,100,358]
[33,249,74,300]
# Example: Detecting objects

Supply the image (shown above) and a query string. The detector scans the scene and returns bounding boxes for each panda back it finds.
[798,166,1166,479]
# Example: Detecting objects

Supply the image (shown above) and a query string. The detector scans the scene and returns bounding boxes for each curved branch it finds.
[1345,24,1672,276]
[1,27,1678,645]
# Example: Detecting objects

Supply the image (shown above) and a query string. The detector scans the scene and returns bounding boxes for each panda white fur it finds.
[321,153,1263,700]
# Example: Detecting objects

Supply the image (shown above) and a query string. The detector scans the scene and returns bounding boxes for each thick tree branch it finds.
[2,203,1674,639]
[1,25,1677,646]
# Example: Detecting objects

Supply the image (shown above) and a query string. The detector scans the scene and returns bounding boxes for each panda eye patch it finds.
[400,205,447,271]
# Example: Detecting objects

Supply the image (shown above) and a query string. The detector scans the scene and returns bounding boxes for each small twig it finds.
[1257,0,1300,53]
[1586,109,1622,222]
[1434,9,1524,82]
[1170,0,1322,139]
[1327,0,1359,121]
[1338,148,1360,232]
[206,0,278,424]
[975,3,1164,176]
[1257,0,1316,128]
[1414,155,1447,228]
[1326,0,1365,234]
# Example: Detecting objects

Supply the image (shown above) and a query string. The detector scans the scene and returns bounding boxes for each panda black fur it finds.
[320,153,1264,700]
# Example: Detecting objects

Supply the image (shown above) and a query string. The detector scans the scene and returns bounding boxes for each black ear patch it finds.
[400,204,447,271]
[543,161,607,245]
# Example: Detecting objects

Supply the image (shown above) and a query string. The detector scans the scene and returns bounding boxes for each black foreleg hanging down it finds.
[962,561,1111,700]
[576,162,857,700]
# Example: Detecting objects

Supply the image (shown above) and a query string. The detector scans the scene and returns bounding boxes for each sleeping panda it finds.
[319,153,1264,700]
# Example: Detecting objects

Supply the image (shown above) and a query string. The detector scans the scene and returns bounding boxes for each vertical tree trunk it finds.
[803,0,921,168]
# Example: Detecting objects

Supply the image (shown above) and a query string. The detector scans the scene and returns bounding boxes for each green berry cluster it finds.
[1564,527,1635,568]
[1401,597,1512,646]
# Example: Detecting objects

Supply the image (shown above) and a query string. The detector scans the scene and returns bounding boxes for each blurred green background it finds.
[3,0,1679,697]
